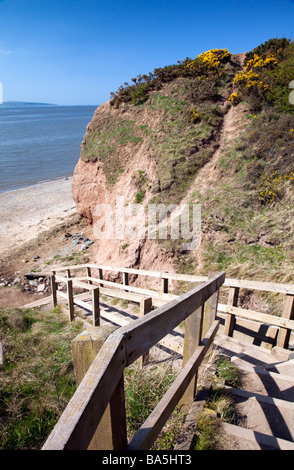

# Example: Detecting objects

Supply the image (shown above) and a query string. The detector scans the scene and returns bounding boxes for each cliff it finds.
[72,39,294,285]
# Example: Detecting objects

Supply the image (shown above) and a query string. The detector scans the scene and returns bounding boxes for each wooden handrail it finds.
[51,264,294,348]
[51,263,294,295]
[218,304,294,330]
[42,272,225,450]
[223,278,294,296]
[55,273,177,301]
[127,319,219,450]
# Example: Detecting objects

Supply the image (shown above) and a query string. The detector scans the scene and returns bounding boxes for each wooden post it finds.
[51,273,57,307]
[137,297,152,368]
[202,290,219,339]
[277,294,294,349]
[92,288,100,327]
[66,269,71,278]
[86,266,93,285]
[161,277,168,294]
[123,272,129,290]
[71,326,127,450]
[179,303,204,410]
[98,268,103,280]
[224,286,239,337]
[67,279,74,322]
[202,273,220,338]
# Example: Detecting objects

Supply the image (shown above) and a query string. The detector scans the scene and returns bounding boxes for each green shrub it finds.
[234,38,294,112]
[135,189,145,203]
[131,83,149,105]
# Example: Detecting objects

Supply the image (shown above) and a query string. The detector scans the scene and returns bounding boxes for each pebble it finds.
[34,255,40,260]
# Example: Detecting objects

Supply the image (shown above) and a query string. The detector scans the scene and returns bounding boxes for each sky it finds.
[0,0,294,106]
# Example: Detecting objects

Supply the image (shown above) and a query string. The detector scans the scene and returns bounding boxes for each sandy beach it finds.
[0,176,94,306]
[0,177,77,257]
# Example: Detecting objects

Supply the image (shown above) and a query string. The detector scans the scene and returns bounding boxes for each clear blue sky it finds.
[0,0,293,105]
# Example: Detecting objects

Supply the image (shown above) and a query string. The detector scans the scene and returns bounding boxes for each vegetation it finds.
[215,356,242,388]
[109,48,234,108]
[193,356,241,450]
[0,306,84,449]
[0,306,180,449]
[242,38,294,112]
[80,36,294,298]
[124,365,177,443]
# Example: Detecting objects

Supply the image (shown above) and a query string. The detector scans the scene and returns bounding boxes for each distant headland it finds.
[0,101,55,107]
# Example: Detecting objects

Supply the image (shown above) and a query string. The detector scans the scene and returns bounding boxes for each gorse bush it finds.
[259,170,294,204]
[190,107,208,122]
[110,48,237,108]
[186,48,231,77]
[228,92,241,105]
[234,37,294,111]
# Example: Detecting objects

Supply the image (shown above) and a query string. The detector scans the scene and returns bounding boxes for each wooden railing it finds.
[42,271,225,450]
[50,263,294,349]
[221,279,294,349]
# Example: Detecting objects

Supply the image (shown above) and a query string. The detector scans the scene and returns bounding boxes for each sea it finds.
[0,103,97,194]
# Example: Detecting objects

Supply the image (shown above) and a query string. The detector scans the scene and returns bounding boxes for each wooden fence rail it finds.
[41,263,294,450]
[42,272,225,450]
[50,263,294,349]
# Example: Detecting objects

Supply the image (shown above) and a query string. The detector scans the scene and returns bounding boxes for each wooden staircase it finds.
[213,334,294,450]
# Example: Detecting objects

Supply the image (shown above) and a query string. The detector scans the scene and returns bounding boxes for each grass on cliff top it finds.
[81,117,147,184]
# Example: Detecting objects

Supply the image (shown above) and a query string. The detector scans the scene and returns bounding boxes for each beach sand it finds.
[0,177,77,257]
[0,177,94,306]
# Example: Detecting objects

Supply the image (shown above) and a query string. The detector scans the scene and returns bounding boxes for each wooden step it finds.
[214,334,289,365]
[224,386,294,441]
[229,357,294,402]
[221,422,294,450]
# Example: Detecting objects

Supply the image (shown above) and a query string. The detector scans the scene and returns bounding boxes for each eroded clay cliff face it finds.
[73,44,294,287]
[71,75,234,273]
[72,96,176,272]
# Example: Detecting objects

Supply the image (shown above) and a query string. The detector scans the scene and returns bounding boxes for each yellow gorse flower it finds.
[245,54,278,70]
[186,48,231,77]
[190,107,207,122]
[259,170,294,203]
[228,92,241,105]
[233,53,278,94]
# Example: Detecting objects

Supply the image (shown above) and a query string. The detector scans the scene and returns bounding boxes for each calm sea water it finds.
[0,104,97,194]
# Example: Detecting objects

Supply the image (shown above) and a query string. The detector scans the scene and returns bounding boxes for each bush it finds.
[234,38,294,112]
